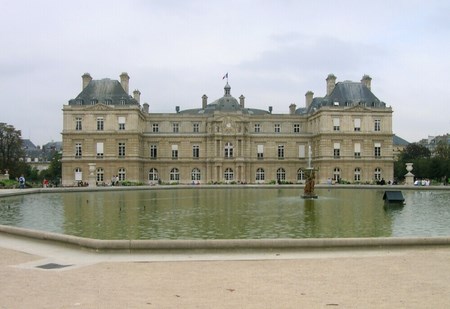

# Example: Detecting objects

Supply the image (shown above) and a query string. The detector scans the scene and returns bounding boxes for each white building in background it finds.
[62,73,393,186]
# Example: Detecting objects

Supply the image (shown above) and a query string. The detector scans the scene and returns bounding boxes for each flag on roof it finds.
[222,73,228,79]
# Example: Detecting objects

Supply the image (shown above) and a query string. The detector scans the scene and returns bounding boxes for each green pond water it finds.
[0,187,449,240]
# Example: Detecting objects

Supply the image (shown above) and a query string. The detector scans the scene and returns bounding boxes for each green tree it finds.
[434,140,450,160]
[40,152,62,185]
[400,143,431,161]
[0,122,25,178]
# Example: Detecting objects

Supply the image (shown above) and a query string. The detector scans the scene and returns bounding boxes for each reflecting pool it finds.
[0,187,449,240]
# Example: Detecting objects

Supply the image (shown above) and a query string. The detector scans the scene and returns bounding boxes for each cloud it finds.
[1,0,449,144]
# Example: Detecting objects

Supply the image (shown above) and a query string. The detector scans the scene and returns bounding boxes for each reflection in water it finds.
[0,188,449,240]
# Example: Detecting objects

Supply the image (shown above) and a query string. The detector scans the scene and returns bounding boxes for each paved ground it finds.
[1,233,450,308]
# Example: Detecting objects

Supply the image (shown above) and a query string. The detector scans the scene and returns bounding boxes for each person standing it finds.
[18,175,25,189]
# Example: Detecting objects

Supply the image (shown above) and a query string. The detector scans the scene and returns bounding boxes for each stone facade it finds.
[61,73,394,186]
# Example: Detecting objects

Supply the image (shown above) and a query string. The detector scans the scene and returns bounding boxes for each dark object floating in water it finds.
[383,191,405,204]
[302,194,318,199]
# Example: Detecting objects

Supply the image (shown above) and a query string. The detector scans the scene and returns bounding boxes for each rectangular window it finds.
[299,145,306,158]
[193,145,200,158]
[96,142,104,158]
[118,117,126,130]
[193,123,199,133]
[374,142,381,157]
[150,144,157,159]
[152,123,159,133]
[75,117,82,131]
[374,119,381,132]
[75,143,82,158]
[278,145,284,159]
[118,142,126,157]
[172,144,178,159]
[293,124,300,133]
[254,123,261,133]
[224,143,233,158]
[354,143,361,158]
[334,142,340,158]
[97,117,104,131]
[354,118,361,131]
[172,123,179,133]
[257,144,264,159]
[274,124,281,133]
[333,118,340,131]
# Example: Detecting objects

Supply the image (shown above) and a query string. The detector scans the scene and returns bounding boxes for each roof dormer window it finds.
[120,99,126,105]
[91,99,98,105]
[105,99,112,105]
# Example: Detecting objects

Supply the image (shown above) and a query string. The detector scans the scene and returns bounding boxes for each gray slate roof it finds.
[68,79,138,105]
[298,80,386,114]
[393,134,410,146]
[179,83,270,115]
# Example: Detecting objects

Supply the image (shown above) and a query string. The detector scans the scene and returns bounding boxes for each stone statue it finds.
[304,171,315,196]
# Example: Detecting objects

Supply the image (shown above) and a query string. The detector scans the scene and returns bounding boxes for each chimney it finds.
[289,103,297,115]
[143,103,149,113]
[268,106,273,114]
[361,74,372,90]
[202,94,208,109]
[133,89,141,104]
[82,73,92,90]
[326,74,337,96]
[305,91,314,108]
[239,95,245,108]
[120,72,130,94]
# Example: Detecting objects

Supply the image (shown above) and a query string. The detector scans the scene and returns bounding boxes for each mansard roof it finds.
[298,79,387,114]
[68,78,139,106]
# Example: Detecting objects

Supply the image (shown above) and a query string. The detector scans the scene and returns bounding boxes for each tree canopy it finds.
[0,122,25,178]
[399,143,431,161]
[395,141,450,183]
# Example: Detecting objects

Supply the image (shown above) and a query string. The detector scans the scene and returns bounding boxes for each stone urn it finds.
[405,163,414,185]
[406,163,413,173]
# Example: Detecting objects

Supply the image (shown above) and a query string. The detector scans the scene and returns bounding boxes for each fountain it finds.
[302,145,318,199]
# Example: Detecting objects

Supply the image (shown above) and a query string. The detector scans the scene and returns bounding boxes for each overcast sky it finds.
[1,0,449,146]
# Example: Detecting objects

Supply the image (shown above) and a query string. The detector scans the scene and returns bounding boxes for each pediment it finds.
[346,105,371,112]
[209,115,247,134]
[85,103,114,111]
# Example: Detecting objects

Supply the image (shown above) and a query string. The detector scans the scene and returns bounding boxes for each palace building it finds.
[61,73,394,186]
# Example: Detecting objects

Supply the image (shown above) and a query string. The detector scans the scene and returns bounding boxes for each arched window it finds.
[354,168,361,182]
[276,168,286,182]
[118,168,126,181]
[297,169,305,182]
[148,168,159,181]
[333,167,341,182]
[224,168,234,181]
[96,168,104,182]
[256,168,265,182]
[170,168,180,182]
[191,168,201,181]
[374,168,382,181]
[224,142,233,158]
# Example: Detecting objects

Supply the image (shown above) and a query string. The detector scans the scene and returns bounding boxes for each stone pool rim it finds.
[1,184,450,252]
